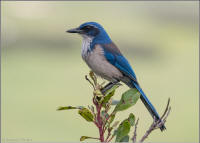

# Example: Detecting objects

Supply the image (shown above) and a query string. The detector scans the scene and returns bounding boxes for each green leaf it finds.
[80,136,98,141]
[78,108,94,122]
[80,136,89,141]
[104,83,120,96]
[128,113,135,126]
[114,88,140,112]
[102,90,115,107]
[107,113,116,127]
[89,71,97,84]
[57,106,84,110]
[115,119,131,142]
[94,89,104,103]
[101,110,109,123]
[102,84,120,107]
[120,135,129,142]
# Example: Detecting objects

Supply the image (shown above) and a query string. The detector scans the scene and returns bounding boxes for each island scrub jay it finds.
[67,22,165,131]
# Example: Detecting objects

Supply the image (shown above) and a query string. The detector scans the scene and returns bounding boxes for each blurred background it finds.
[1,1,199,142]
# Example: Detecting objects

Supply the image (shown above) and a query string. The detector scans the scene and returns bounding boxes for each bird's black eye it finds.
[80,25,100,36]
[85,26,91,29]
[81,26,92,32]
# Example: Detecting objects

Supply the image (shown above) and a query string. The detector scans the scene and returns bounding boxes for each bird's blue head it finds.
[67,22,112,44]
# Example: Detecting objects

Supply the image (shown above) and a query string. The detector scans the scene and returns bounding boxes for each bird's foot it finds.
[101,81,121,95]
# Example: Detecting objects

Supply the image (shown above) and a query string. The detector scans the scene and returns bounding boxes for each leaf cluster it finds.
[57,71,140,142]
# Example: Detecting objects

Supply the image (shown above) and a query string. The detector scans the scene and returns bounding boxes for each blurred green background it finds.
[1,1,199,142]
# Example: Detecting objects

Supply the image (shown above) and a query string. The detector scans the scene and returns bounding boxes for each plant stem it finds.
[105,129,111,142]
[102,112,112,133]
[96,104,104,142]
[107,135,115,142]
[93,97,104,142]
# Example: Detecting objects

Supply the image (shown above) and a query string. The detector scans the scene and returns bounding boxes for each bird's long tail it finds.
[131,82,166,131]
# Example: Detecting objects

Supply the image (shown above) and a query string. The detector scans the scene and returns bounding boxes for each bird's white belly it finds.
[83,45,123,82]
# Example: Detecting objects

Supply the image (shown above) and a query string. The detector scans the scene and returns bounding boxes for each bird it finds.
[67,22,166,131]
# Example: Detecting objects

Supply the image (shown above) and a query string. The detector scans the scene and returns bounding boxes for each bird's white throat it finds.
[81,35,93,60]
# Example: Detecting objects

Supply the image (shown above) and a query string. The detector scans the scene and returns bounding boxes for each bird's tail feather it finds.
[131,82,166,131]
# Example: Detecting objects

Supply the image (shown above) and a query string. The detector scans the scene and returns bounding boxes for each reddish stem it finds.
[103,111,114,134]
[97,104,104,142]
[107,135,114,142]
[105,129,111,142]
[93,98,104,142]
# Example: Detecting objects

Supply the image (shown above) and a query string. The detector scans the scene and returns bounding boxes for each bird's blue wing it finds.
[101,43,138,83]
[101,43,165,131]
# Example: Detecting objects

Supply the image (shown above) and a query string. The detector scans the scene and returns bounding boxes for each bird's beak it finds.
[66,28,82,33]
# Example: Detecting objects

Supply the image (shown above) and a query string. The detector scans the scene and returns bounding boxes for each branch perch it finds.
[132,118,139,143]
[136,98,171,143]
[58,72,171,143]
